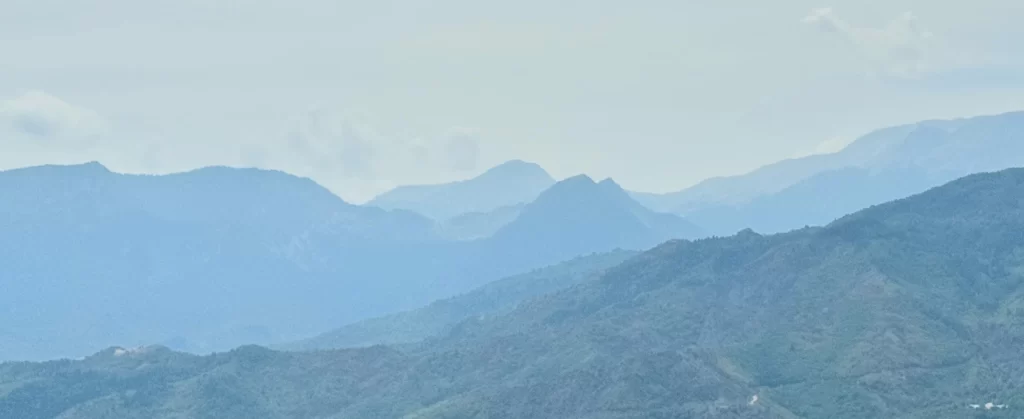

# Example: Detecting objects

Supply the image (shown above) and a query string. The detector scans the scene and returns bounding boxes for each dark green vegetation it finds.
[283,250,638,351]
[4,168,1024,418]
[0,164,697,361]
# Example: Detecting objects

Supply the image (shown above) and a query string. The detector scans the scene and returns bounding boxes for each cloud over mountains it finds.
[0,91,108,146]
[803,8,936,78]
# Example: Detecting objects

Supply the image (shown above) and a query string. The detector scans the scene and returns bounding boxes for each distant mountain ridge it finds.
[5,168,1024,418]
[6,110,1020,364]
[369,159,555,220]
[0,163,698,361]
[636,110,1024,235]
[367,112,1024,239]
[0,162,436,241]
[629,122,928,213]
[0,162,445,360]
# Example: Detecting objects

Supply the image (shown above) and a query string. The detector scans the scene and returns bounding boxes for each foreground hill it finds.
[368,160,556,220]
[637,111,1024,235]
[4,168,1023,418]
[0,164,695,361]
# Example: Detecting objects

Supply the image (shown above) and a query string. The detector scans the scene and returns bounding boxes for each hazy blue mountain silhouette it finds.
[406,175,706,301]
[435,203,525,240]
[368,160,555,220]
[472,175,704,274]
[629,124,920,213]
[636,111,1024,235]
[5,168,1024,418]
[0,163,444,360]
[0,163,697,361]
[0,162,436,241]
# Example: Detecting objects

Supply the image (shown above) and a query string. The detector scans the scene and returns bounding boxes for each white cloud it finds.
[0,91,108,147]
[803,8,936,78]
[280,108,487,180]
[0,95,490,202]
[3,2,1021,201]
[285,107,376,178]
[252,107,489,201]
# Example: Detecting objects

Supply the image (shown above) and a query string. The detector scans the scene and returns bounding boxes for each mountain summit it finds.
[486,174,704,266]
[368,160,555,220]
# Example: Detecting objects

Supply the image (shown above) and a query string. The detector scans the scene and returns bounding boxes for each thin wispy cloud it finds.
[248,107,489,200]
[286,107,377,179]
[443,128,482,172]
[803,8,936,78]
[0,91,108,146]
[281,108,486,178]
[2,2,1023,199]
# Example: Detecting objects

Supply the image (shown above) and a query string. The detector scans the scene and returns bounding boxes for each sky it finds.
[2,0,1024,202]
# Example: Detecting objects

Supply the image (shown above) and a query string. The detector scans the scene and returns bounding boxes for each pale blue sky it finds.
[2,0,1023,202]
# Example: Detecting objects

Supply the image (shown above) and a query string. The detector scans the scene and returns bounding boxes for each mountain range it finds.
[633,111,1024,235]
[5,110,1023,362]
[364,111,1024,239]
[3,167,1023,418]
[0,163,697,361]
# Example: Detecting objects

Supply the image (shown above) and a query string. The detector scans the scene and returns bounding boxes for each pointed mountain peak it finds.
[529,174,635,210]
[536,175,639,203]
[734,228,762,239]
[561,174,597,184]
[488,159,541,171]
[495,171,703,253]
[541,174,597,193]
[597,177,625,192]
